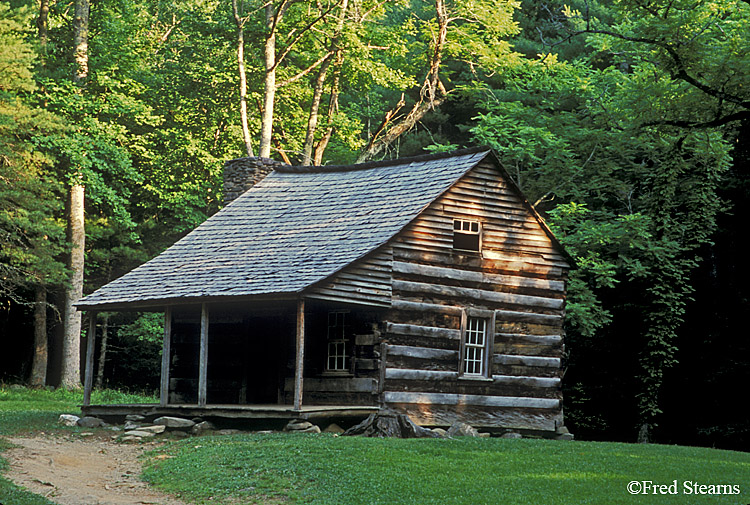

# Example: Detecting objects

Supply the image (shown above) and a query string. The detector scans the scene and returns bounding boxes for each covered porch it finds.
[80,296,384,424]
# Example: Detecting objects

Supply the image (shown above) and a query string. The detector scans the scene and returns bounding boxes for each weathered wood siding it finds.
[307,246,393,307]
[382,160,569,431]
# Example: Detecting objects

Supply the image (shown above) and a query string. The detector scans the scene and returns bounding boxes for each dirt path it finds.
[3,433,193,505]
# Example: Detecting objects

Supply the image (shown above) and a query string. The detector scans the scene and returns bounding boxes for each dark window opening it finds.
[453,219,481,252]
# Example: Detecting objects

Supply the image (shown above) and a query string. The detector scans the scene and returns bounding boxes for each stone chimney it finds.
[222,157,285,206]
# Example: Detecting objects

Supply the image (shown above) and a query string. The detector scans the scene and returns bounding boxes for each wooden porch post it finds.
[83,312,97,406]
[293,298,305,411]
[160,307,172,407]
[198,303,209,407]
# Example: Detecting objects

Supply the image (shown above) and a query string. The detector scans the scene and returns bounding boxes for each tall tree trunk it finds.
[72,0,89,84]
[95,313,108,390]
[357,0,449,163]
[232,0,254,157]
[259,3,277,158]
[302,0,348,165]
[301,56,333,165]
[313,52,343,165]
[61,183,85,389]
[29,286,48,386]
[37,0,49,64]
[61,0,89,389]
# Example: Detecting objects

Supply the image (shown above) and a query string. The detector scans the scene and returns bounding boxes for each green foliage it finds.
[0,4,67,302]
[143,433,750,505]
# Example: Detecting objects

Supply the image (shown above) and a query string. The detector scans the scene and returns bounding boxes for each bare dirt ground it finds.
[3,432,193,505]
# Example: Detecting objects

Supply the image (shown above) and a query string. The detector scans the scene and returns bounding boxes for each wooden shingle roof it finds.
[76,148,493,310]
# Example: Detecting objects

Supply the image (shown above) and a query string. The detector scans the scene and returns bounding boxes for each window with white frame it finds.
[326,311,349,372]
[462,317,487,376]
[453,219,481,252]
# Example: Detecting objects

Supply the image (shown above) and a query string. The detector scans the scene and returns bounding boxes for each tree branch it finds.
[277,50,335,87]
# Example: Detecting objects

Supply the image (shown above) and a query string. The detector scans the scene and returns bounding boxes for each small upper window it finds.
[453,219,481,252]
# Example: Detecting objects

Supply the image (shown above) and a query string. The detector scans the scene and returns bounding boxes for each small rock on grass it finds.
[137,425,167,434]
[284,420,313,431]
[77,416,104,428]
[153,416,195,429]
[323,423,345,434]
[192,421,216,435]
[446,422,479,438]
[59,414,80,427]
[123,430,156,438]
[125,414,145,422]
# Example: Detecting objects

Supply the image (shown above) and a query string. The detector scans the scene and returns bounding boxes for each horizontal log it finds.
[386,368,458,381]
[385,368,560,388]
[389,404,561,431]
[386,345,457,360]
[386,322,460,340]
[391,300,463,316]
[493,354,560,368]
[396,232,564,261]
[495,309,562,326]
[496,333,562,345]
[393,280,564,311]
[282,377,377,393]
[383,391,560,409]
[484,250,570,269]
[392,248,565,278]
[392,261,565,292]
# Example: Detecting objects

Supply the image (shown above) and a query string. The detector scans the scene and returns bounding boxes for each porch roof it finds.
[76,148,491,310]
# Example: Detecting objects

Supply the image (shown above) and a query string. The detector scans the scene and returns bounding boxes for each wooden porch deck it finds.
[81,403,379,423]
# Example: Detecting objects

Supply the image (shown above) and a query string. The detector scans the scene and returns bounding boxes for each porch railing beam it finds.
[198,303,209,407]
[293,298,305,411]
[83,311,97,407]
[160,306,172,407]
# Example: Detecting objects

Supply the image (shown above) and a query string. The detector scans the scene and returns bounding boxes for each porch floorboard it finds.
[81,403,379,422]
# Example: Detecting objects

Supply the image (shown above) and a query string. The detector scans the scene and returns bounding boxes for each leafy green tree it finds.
[0,3,67,386]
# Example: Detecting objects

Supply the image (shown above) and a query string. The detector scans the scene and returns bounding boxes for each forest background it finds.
[1,0,748,450]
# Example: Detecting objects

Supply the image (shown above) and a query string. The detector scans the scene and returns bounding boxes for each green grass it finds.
[2,386,749,505]
[143,433,750,505]
[0,385,157,504]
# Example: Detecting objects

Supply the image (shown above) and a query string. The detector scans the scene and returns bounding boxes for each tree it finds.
[357,0,521,162]
[59,0,90,389]
[232,0,254,157]
[0,3,67,387]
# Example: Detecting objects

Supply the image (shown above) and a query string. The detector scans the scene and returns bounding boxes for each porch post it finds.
[198,303,209,407]
[160,306,172,407]
[293,298,305,411]
[83,312,97,407]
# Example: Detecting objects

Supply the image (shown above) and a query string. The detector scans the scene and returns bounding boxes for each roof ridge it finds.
[275,146,490,174]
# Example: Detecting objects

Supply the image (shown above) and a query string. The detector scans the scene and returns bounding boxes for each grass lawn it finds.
[1,386,748,505]
[143,433,750,505]
[0,385,157,504]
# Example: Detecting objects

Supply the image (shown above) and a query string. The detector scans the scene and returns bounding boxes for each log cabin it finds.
[76,147,573,434]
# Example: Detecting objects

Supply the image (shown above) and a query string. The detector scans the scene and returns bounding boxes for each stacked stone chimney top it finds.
[223,157,287,206]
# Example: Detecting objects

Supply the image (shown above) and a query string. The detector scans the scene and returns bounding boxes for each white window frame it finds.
[325,310,350,373]
[453,219,482,252]
[459,309,495,379]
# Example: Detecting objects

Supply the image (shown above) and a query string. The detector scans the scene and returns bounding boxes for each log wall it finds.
[382,160,569,431]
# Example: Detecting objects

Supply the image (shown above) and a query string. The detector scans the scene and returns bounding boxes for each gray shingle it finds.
[76,149,491,309]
